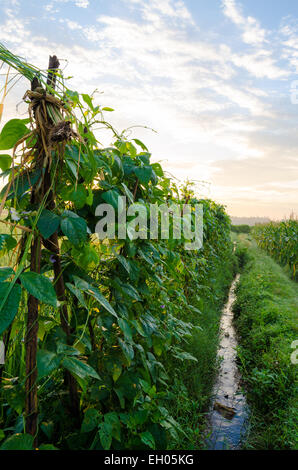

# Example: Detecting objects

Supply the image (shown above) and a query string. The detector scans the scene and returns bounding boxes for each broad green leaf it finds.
[152,336,163,357]
[82,93,94,110]
[81,408,101,433]
[20,272,58,307]
[151,162,164,177]
[37,210,60,239]
[73,276,118,318]
[121,183,134,204]
[0,168,42,201]
[62,356,100,380]
[0,234,17,252]
[66,89,79,105]
[172,349,198,362]
[127,142,137,157]
[40,422,54,440]
[114,388,125,408]
[86,188,93,206]
[69,184,87,209]
[0,154,12,171]
[0,282,21,334]
[117,318,133,342]
[37,349,62,379]
[134,166,152,185]
[118,338,134,364]
[104,412,121,442]
[115,253,131,274]
[102,189,123,211]
[112,364,122,382]
[65,282,88,309]
[133,138,148,151]
[72,245,99,270]
[99,422,113,450]
[60,210,87,246]
[38,444,58,450]
[140,431,155,449]
[120,282,142,301]
[0,119,29,150]
[0,433,34,450]
[0,267,14,282]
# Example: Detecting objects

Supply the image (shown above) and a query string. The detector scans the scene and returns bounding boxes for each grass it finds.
[167,254,236,449]
[233,238,298,449]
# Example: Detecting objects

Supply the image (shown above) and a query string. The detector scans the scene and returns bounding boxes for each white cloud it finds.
[232,49,288,79]
[0,0,297,218]
[74,0,89,7]
[222,0,267,45]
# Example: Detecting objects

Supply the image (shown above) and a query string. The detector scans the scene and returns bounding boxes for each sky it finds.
[0,0,298,219]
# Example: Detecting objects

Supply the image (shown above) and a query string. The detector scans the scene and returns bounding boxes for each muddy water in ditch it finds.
[206,274,249,450]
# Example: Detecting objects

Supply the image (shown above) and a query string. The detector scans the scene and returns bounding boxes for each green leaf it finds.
[172,349,198,362]
[82,93,94,110]
[66,282,88,309]
[60,210,87,246]
[69,184,87,209]
[62,356,100,380]
[0,154,12,171]
[134,166,152,185]
[0,234,17,252]
[0,430,5,441]
[118,338,134,364]
[0,282,21,334]
[115,253,131,274]
[20,272,58,307]
[40,422,54,440]
[102,189,123,211]
[104,412,121,442]
[38,444,58,450]
[0,119,30,150]
[81,408,101,433]
[117,318,133,342]
[120,282,142,301]
[140,431,155,449]
[0,267,14,282]
[0,433,34,450]
[0,168,42,201]
[37,210,61,239]
[151,162,164,177]
[72,245,99,270]
[74,276,118,318]
[121,183,134,204]
[112,364,122,382]
[152,336,163,357]
[99,422,113,450]
[37,349,62,379]
[133,138,148,151]
[102,107,114,112]
[66,89,79,105]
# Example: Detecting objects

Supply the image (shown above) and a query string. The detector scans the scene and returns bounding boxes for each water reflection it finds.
[206,274,249,450]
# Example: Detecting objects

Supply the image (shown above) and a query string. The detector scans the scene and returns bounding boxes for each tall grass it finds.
[234,240,298,449]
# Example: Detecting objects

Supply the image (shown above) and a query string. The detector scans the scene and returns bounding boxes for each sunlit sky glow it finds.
[1,0,298,218]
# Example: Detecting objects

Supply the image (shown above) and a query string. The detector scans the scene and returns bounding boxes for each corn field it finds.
[253,219,298,278]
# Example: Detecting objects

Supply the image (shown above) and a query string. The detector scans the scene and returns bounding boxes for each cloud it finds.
[45,0,89,12]
[0,0,297,218]
[222,0,267,45]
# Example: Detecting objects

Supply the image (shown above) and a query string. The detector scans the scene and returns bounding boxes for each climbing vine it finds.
[0,44,232,450]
